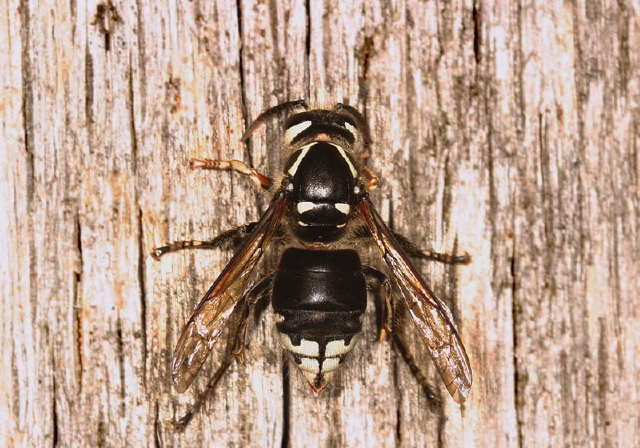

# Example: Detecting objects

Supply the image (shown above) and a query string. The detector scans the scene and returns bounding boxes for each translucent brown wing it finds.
[357,198,472,403]
[171,194,288,393]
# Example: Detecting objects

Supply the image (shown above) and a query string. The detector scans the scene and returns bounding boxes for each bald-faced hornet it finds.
[153,101,472,429]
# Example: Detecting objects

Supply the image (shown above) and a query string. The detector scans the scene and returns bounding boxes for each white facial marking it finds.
[297,221,309,226]
[299,357,320,373]
[284,120,312,144]
[334,203,350,214]
[325,339,356,357]
[297,201,316,214]
[287,144,312,176]
[280,335,320,357]
[345,122,359,138]
[322,357,341,373]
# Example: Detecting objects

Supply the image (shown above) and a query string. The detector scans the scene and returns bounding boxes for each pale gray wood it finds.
[2,0,638,447]
[509,1,640,446]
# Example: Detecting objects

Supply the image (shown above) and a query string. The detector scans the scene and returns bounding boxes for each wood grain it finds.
[2,0,638,446]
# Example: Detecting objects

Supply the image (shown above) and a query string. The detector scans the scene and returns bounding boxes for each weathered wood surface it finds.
[2,0,638,446]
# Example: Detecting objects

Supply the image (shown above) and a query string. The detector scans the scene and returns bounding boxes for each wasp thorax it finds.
[284,142,358,242]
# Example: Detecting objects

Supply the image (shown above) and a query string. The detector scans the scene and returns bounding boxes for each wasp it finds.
[153,100,472,429]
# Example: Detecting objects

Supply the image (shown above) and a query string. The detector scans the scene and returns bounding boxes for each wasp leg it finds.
[171,274,274,431]
[151,223,257,259]
[391,325,441,406]
[171,341,236,431]
[230,274,275,363]
[363,266,394,341]
[364,266,440,406]
[358,165,379,191]
[391,232,471,265]
[352,226,470,265]
[191,101,311,190]
[191,158,272,190]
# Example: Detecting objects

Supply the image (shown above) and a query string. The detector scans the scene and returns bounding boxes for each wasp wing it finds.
[171,194,287,393]
[357,198,472,403]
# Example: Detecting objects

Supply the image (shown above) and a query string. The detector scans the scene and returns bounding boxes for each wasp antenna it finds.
[156,102,471,429]
[333,103,374,148]
[240,99,309,143]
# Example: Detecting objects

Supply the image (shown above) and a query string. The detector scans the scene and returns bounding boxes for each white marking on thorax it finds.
[297,201,315,214]
[297,201,350,216]
[335,146,358,178]
[287,144,313,176]
[288,142,357,180]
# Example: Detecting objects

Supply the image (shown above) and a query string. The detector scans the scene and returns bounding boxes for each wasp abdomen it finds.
[278,331,358,391]
[272,248,367,391]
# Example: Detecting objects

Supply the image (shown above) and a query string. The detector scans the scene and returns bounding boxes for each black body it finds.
[154,101,471,429]
[272,248,367,331]
[284,142,358,242]
[272,248,367,390]
[284,109,358,146]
